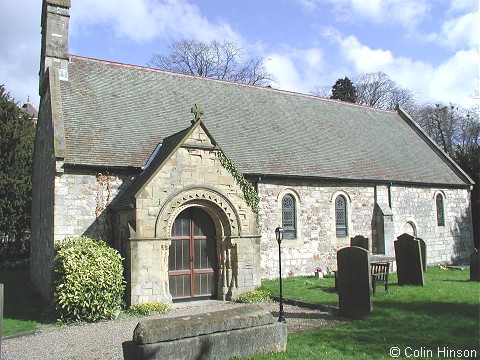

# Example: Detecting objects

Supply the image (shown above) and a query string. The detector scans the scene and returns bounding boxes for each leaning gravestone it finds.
[337,246,372,319]
[350,235,370,252]
[417,237,427,272]
[470,248,479,282]
[395,233,424,286]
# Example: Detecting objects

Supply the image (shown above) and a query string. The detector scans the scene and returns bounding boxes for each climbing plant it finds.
[216,149,259,215]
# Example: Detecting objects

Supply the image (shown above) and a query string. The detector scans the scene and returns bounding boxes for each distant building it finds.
[31,0,474,304]
[20,102,38,126]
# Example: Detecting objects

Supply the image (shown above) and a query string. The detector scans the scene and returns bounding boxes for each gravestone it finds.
[394,233,425,286]
[350,235,370,252]
[470,249,479,282]
[417,237,427,272]
[337,246,372,319]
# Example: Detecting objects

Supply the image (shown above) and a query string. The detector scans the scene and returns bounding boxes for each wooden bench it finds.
[371,262,390,294]
[334,261,390,294]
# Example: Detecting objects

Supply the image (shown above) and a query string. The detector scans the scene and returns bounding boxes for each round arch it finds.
[155,186,242,239]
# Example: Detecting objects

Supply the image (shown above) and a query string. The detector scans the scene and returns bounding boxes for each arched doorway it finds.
[168,207,218,301]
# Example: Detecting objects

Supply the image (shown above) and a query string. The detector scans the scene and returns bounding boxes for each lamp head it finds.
[275,226,284,245]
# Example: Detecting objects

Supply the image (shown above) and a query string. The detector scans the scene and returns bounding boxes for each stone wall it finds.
[30,84,56,299]
[53,169,134,246]
[258,181,473,279]
[258,181,376,279]
[391,186,473,263]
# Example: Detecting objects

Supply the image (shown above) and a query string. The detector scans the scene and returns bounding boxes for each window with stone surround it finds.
[282,194,296,239]
[436,193,445,226]
[335,195,348,237]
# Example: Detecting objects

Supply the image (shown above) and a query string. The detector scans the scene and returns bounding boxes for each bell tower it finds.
[39,0,71,92]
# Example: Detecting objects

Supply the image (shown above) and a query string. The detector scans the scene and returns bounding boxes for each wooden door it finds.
[168,208,217,300]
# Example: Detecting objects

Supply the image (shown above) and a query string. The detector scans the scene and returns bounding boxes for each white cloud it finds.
[427,10,479,50]
[264,47,327,94]
[326,29,479,107]
[0,1,41,106]
[264,55,302,91]
[315,0,430,30]
[70,0,241,44]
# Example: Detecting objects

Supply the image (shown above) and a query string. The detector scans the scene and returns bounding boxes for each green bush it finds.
[126,302,171,316]
[51,237,125,323]
[235,289,271,303]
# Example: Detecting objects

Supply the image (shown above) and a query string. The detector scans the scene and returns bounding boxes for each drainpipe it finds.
[388,181,393,209]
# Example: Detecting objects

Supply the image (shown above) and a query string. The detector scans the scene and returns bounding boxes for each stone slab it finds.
[123,315,287,360]
[133,304,275,344]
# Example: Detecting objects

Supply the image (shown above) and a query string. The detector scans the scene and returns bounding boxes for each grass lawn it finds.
[1,265,479,360]
[0,265,46,336]
[255,267,480,359]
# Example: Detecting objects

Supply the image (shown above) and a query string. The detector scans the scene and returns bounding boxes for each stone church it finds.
[31,0,474,305]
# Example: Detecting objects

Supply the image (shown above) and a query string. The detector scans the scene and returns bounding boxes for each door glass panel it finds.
[194,273,214,296]
[194,239,206,269]
[169,274,191,299]
[169,239,190,271]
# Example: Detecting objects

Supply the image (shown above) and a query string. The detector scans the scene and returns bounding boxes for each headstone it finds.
[394,233,425,286]
[337,246,372,319]
[350,235,370,251]
[417,237,427,272]
[470,249,479,282]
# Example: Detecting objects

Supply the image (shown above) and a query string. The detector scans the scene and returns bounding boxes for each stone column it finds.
[373,203,394,255]
[127,238,172,305]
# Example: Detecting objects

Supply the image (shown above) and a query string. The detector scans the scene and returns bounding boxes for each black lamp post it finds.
[275,226,286,322]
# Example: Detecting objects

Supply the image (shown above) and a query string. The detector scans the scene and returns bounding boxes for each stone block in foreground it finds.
[122,304,287,360]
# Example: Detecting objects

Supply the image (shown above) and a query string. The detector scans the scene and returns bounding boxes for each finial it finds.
[191,104,204,124]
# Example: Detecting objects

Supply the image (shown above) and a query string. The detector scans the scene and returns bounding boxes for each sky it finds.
[1,0,478,111]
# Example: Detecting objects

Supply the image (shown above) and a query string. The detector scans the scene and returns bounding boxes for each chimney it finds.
[39,0,71,92]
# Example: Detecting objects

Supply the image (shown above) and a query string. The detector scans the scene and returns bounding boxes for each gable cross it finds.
[191,104,204,123]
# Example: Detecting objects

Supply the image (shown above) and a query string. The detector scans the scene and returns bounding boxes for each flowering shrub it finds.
[127,302,171,316]
[235,289,271,303]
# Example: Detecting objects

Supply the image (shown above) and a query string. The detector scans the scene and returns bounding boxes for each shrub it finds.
[127,302,171,316]
[235,289,271,303]
[51,236,125,323]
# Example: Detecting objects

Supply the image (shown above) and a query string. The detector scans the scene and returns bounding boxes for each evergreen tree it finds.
[331,77,357,103]
[0,84,35,251]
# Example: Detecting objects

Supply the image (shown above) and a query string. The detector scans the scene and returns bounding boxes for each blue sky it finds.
[1,0,478,110]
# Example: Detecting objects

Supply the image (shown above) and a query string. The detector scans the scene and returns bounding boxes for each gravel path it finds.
[2,301,342,360]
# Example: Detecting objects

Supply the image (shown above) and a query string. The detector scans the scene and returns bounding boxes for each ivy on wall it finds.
[216,149,259,215]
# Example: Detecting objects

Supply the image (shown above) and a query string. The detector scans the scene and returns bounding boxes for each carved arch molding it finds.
[155,187,242,239]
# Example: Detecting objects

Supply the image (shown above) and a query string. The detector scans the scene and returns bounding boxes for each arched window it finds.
[436,193,445,226]
[282,194,296,239]
[335,195,348,237]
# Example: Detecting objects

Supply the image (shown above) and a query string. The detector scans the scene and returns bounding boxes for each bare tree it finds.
[311,85,332,98]
[148,40,275,86]
[415,102,479,154]
[355,71,417,111]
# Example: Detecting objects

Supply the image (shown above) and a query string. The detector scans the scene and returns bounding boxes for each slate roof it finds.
[57,55,472,187]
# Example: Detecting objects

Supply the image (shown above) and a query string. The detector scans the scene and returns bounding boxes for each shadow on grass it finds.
[274,299,480,360]
[0,266,54,335]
